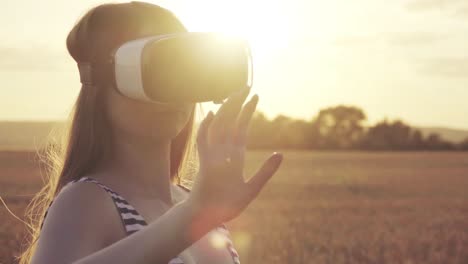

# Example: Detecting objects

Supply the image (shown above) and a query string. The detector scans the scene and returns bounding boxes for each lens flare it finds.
[209,231,228,249]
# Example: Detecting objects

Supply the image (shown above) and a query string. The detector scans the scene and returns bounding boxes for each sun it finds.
[162,0,292,62]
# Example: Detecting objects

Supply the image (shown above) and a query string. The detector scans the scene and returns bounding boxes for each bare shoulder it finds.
[31,177,124,264]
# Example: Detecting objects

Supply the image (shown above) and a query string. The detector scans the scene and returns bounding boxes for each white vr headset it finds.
[79,32,253,104]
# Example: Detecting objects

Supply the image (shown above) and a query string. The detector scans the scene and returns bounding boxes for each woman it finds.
[19,1,283,263]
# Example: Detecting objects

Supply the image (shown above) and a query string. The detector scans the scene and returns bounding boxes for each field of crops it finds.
[1,150,467,263]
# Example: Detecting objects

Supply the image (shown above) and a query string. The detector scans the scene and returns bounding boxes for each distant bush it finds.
[247,105,465,151]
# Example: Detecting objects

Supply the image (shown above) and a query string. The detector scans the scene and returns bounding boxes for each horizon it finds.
[1,115,468,132]
[2,0,468,130]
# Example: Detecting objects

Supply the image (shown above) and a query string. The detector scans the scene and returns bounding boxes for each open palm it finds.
[188,87,283,227]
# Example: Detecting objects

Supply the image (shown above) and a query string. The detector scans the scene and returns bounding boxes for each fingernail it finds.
[273,152,283,159]
[251,94,259,102]
[247,94,258,106]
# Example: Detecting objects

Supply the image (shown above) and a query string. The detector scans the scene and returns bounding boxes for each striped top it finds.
[40,176,240,264]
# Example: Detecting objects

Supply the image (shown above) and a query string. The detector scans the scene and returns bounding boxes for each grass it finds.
[1,150,467,263]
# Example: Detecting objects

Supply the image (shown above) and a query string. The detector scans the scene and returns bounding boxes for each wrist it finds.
[180,198,218,242]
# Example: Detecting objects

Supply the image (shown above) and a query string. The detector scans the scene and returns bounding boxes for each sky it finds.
[1,0,468,129]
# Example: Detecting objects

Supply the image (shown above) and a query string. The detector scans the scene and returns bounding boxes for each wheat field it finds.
[1,150,467,263]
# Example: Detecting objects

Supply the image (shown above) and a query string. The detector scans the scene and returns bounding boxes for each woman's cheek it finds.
[105,88,195,140]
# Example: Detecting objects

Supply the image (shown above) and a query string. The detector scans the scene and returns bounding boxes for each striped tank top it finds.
[40,176,241,264]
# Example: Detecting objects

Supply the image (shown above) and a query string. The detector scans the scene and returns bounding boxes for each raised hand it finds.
[187,87,283,228]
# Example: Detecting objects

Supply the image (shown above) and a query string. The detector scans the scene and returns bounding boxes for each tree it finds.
[425,133,455,150]
[458,137,468,150]
[311,105,366,149]
[272,116,309,149]
[245,106,461,151]
[410,129,425,149]
[247,111,272,149]
[361,120,413,150]
[248,113,310,149]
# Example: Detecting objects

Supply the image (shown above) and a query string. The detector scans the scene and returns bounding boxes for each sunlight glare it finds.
[209,232,228,249]
[169,0,293,61]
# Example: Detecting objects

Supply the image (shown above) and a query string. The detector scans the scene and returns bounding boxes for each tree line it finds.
[246,105,468,151]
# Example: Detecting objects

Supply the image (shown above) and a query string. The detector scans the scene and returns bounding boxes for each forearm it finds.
[73,199,215,264]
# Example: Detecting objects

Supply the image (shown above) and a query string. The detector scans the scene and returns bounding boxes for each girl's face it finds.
[104,84,196,143]
[103,22,196,143]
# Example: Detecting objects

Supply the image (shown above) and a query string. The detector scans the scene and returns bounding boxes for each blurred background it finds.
[1,0,468,263]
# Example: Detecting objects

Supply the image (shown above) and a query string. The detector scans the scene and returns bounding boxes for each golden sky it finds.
[1,0,468,129]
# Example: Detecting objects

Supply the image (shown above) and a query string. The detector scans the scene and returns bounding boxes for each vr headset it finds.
[81,32,253,104]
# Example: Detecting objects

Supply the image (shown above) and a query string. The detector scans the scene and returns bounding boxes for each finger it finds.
[216,87,251,121]
[245,152,283,201]
[211,87,250,143]
[210,87,250,144]
[233,94,258,146]
[197,111,215,154]
[223,90,253,143]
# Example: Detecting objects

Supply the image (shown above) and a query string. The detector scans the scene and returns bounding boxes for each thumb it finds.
[245,152,283,201]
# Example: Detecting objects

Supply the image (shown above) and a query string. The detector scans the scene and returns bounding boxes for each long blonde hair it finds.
[18,2,201,263]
